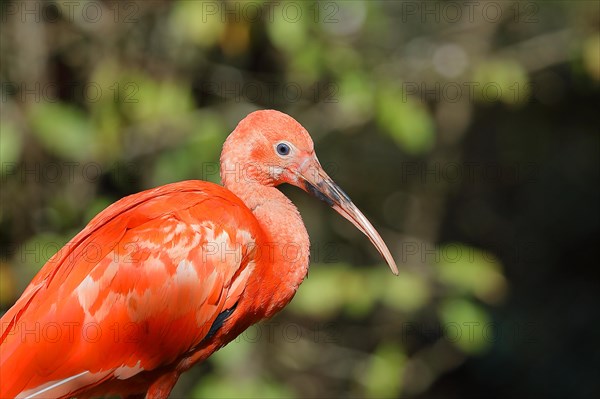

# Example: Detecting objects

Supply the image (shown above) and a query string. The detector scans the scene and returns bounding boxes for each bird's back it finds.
[1,180,265,398]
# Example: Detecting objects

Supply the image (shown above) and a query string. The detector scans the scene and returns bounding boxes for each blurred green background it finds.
[1,1,598,398]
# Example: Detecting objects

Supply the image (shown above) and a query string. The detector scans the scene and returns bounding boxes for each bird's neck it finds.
[225,180,310,317]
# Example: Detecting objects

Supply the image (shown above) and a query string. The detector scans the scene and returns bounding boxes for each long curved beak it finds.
[296,158,399,275]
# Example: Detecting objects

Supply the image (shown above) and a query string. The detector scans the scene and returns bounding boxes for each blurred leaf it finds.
[472,59,530,105]
[438,298,491,354]
[121,72,194,126]
[169,0,225,48]
[340,268,377,317]
[287,265,348,318]
[88,60,124,161]
[377,86,435,155]
[435,243,507,304]
[337,70,375,122]
[325,45,363,76]
[289,41,323,82]
[267,4,308,52]
[582,33,600,81]
[381,270,431,313]
[363,342,406,398]
[209,334,255,370]
[291,264,431,318]
[191,374,294,399]
[29,103,96,161]
[151,111,225,186]
[0,121,23,169]
[152,146,197,186]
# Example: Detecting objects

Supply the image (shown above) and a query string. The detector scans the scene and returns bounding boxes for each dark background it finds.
[1,1,598,398]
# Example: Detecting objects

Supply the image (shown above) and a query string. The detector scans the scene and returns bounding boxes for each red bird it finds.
[1,110,398,398]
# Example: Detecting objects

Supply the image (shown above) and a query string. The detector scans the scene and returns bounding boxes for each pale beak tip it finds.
[386,258,399,276]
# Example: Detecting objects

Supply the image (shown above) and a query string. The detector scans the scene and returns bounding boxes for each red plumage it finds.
[1,110,397,398]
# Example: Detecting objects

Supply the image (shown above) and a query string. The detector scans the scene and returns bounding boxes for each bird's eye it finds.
[276,143,291,156]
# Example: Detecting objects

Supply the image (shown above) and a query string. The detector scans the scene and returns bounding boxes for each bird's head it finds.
[222,109,398,275]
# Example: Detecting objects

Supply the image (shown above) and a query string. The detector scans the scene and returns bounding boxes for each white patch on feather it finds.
[114,360,144,379]
[76,275,99,311]
[76,261,119,321]
[175,259,199,284]
[236,228,253,244]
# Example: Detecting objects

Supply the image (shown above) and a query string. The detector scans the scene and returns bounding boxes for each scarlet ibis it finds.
[1,110,397,398]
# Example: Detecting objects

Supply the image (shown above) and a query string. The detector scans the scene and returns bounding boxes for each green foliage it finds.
[151,110,226,186]
[0,122,22,169]
[191,374,294,399]
[268,6,308,53]
[377,86,436,155]
[2,1,597,398]
[381,269,430,313]
[169,1,225,48]
[190,339,295,399]
[288,265,350,318]
[438,298,491,354]
[288,264,430,318]
[121,72,194,125]
[435,244,507,304]
[582,33,600,80]
[29,103,96,161]
[338,70,375,122]
[472,60,530,105]
[363,342,406,398]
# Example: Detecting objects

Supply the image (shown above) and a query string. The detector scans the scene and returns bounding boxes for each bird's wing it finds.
[0,180,263,398]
